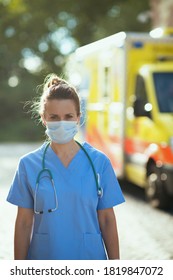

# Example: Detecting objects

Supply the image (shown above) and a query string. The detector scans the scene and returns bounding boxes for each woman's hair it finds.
[30,74,80,122]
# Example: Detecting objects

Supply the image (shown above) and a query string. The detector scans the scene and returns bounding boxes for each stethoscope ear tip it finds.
[97,188,103,198]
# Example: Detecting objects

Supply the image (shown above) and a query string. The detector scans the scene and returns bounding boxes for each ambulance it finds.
[67,28,173,209]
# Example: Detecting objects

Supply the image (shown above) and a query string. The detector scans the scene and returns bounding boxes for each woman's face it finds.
[43,99,80,123]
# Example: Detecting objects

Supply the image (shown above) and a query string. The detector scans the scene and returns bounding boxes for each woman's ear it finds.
[41,115,46,126]
[77,113,81,124]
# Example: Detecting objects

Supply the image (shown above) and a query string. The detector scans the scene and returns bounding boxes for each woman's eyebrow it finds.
[49,113,74,117]
[65,113,74,116]
[49,113,59,117]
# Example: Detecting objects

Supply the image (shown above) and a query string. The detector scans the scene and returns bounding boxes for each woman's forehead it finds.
[45,99,77,113]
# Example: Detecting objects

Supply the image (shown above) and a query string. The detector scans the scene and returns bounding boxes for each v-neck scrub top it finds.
[7,142,125,260]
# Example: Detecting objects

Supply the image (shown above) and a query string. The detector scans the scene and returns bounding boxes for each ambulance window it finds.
[134,75,152,118]
[153,72,173,113]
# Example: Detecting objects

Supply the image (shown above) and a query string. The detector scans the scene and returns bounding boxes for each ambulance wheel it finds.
[146,164,171,209]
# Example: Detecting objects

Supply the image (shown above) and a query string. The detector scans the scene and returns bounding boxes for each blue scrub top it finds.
[7,142,125,260]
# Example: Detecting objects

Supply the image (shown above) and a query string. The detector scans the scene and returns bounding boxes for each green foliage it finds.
[0,0,151,142]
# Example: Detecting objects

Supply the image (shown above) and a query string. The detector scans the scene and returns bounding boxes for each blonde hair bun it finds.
[44,74,67,91]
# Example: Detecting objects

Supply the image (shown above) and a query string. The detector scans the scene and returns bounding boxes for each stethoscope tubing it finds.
[75,140,103,197]
[34,141,103,214]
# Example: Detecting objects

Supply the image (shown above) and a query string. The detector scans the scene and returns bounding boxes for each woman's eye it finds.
[50,116,59,120]
[48,114,74,121]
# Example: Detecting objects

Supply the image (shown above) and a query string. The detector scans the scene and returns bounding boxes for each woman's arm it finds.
[97,207,120,259]
[14,207,34,260]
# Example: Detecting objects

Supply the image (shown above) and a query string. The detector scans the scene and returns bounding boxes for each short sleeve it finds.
[6,159,34,208]
[97,159,125,210]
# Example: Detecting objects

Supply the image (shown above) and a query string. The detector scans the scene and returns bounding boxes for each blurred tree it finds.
[0,0,150,142]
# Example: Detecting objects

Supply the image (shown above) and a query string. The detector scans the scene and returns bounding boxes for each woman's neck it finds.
[50,140,80,167]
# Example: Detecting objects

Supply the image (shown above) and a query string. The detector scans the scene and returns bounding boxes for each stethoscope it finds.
[34,141,103,214]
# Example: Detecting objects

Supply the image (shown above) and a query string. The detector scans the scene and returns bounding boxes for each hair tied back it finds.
[48,77,62,88]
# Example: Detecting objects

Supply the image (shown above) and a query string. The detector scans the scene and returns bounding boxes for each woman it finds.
[7,74,125,260]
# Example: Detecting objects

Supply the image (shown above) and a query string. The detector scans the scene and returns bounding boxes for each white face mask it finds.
[45,121,78,144]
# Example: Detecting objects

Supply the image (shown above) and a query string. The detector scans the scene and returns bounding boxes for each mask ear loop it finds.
[75,140,103,198]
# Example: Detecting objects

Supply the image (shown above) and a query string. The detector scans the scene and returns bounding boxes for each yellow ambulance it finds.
[68,28,173,209]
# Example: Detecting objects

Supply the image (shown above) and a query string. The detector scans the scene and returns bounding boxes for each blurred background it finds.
[1,0,173,260]
[0,0,164,142]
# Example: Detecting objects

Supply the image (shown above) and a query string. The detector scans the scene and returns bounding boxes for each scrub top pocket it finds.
[27,233,49,260]
[83,233,107,260]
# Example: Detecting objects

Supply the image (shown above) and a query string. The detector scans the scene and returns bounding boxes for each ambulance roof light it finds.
[150,27,164,38]
[150,27,173,38]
